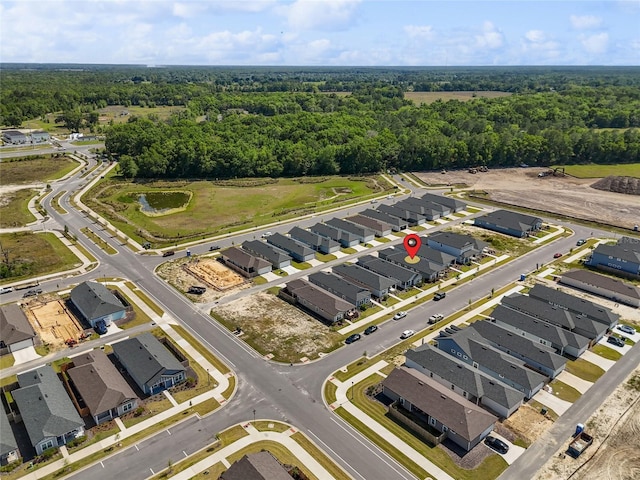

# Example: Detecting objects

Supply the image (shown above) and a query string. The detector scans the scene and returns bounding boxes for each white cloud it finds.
[404,25,434,39]
[281,0,361,31]
[525,30,545,43]
[475,21,504,49]
[172,3,207,19]
[521,30,560,61]
[580,32,609,54]
[570,14,602,29]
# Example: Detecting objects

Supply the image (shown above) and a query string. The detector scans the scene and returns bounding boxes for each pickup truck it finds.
[567,432,593,458]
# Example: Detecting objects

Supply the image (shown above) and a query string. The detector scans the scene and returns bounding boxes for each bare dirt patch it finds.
[535,369,640,480]
[503,403,555,446]
[592,176,640,196]
[212,292,342,363]
[415,168,640,229]
[24,297,84,348]
[185,257,245,291]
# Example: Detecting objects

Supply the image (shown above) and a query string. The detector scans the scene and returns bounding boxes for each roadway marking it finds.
[134,444,139,451]
[149,468,154,475]
[183,450,188,457]
[166,429,171,435]
[307,430,366,480]
[100,461,105,468]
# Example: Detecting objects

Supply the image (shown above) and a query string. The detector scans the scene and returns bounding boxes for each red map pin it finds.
[403,234,421,261]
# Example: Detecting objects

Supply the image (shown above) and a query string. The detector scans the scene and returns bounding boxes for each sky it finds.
[1,1,638,66]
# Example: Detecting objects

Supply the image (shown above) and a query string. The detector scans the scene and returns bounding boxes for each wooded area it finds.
[2,65,638,179]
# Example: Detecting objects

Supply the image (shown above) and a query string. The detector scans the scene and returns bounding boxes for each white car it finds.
[393,311,407,320]
[400,329,415,339]
[428,313,444,324]
[0,286,14,294]
[261,232,273,238]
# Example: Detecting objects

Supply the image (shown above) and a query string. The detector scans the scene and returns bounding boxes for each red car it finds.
[553,253,562,258]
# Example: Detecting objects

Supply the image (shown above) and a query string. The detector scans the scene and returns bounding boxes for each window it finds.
[122,402,133,413]
[430,417,437,426]
[499,374,504,378]
[429,372,433,378]
[442,425,448,432]
[456,352,462,357]
[41,439,55,451]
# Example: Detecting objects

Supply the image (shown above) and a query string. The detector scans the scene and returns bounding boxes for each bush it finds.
[67,435,86,448]
[134,406,145,417]
[0,460,21,473]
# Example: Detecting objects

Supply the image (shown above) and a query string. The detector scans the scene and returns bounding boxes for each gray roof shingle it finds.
[220,451,292,480]
[0,304,36,346]
[332,263,396,291]
[70,281,125,321]
[560,269,640,301]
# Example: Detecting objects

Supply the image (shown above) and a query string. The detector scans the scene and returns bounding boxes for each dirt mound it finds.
[591,176,640,195]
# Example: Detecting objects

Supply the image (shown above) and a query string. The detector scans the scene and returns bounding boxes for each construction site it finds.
[23,297,86,349]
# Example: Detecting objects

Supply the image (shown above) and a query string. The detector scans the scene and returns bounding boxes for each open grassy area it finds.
[0,188,37,227]
[124,281,165,317]
[315,252,337,262]
[405,91,512,105]
[592,343,623,361]
[0,354,15,369]
[0,155,78,184]
[565,357,606,383]
[85,176,390,245]
[559,163,640,179]
[0,231,81,283]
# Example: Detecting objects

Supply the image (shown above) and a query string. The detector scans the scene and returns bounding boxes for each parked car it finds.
[188,286,207,295]
[393,311,407,320]
[400,330,415,339]
[0,286,14,294]
[485,436,509,454]
[364,325,378,335]
[553,253,562,258]
[433,292,446,301]
[576,239,586,246]
[617,324,636,335]
[607,335,626,347]
[428,313,444,324]
[209,245,221,251]
[94,320,108,335]
[22,289,40,298]
[345,333,361,344]
[261,232,273,238]
[162,250,175,257]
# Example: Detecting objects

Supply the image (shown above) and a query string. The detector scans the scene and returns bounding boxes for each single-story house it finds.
[0,409,19,465]
[377,204,425,226]
[420,193,467,213]
[308,271,371,307]
[2,130,27,144]
[280,279,354,324]
[426,231,488,265]
[377,246,442,283]
[382,366,497,451]
[332,263,396,298]
[30,131,50,143]
[489,305,590,358]
[474,210,543,238]
[13,366,84,455]
[111,333,186,395]
[325,218,375,243]
[65,350,138,425]
[310,222,360,248]
[220,451,293,480]
[242,240,291,269]
[266,233,315,262]
[289,226,340,254]
[0,304,37,354]
[220,247,271,278]
[470,321,567,379]
[346,214,392,237]
[360,208,408,231]
[559,269,640,308]
[70,281,126,329]
[585,240,640,279]
[357,254,422,289]
[405,344,524,418]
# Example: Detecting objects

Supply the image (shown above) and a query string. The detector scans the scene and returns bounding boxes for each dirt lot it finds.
[535,370,640,480]
[503,403,555,446]
[23,297,84,348]
[415,168,640,229]
[185,257,245,291]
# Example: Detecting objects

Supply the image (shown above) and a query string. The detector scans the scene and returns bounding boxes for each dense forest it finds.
[2,65,639,178]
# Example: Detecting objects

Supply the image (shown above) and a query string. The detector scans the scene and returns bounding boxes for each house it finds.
[13,366,84,455]
[585,238,640,279]
[501,293,608,343]
[357,254,422,289]
[0,409,19,465]
[405,344,524,418]
[377,204,425,226]
[346,214,392,237]
[266,233,315,262]
[0,304,37,354]
[377,246,442,283]
[560,269,640,308]
[404,197,452,217]
[382,367,497,451]
[395,199,443,221]
[489,305,590,358]
[474,210,543,238]
[434,326,547,398]
[220,451,293,480]
[332,263,396,298]
[308,271,371,307]
[242,240,291,269]
[30,131,50,143]
[2,130,27,144]
[420,193,467,213]
[426,231,488,265]
[416,243,458,268]
[470,321,567,379]
[310,222,359,248]
[280,279,354,323]
[65,350,138,425]
[289,226,340,254]
[527,284,619,329]
[70,281,127,329]
[220,247,271,278]
[360,208,408,231]
[111,333,186,395]
[325,218,375,243]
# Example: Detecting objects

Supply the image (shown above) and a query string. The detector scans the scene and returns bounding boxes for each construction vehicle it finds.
[468,167,477,174]
[479,165,488,172]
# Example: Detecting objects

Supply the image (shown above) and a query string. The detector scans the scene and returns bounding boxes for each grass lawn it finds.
[85,175,390,245]
[404,91,512,105]
[253,275,268,285]
[291,260,312,270]
[0,188,37,227]
[565,358,606,383]
[80,227,118,254]
[316,252,337,262]
[108,285,152,328]
[325,381,338,404]
[0,232,81,283]
[549,379,581,403]
[124,281,165,316]
[527,400,559,421]
[252,421,291,433]
[0,155,78,184]
[592,343,623,361]
[0,354,15,369]
[341,247,357,254]
[559,163,640,179]
[375,236,391,243]
[171,324,231,375]
[51,190,68,214]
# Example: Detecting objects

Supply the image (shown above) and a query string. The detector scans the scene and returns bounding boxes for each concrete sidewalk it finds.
[533,226,565,244]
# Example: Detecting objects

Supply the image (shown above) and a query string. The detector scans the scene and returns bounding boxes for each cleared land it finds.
[0,188,37,227]
[404,91,512,105]
[415,167,640,229]
[97,105,186,125]
[185,257,245,291]
[0,155,78,184]
[24,298,85,349]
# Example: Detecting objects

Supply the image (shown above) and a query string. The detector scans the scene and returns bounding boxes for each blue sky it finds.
[1,1,638,66]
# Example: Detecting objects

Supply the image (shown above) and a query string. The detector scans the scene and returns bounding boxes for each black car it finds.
[364,325,378,335]
[433,292,446,301]
[188,286,207,295]
[209,245,221,251]
[485,436,509,454]
[95,320,108,335]
[607,335,625,347]
[345,333,361,344]
[162,250,175,257]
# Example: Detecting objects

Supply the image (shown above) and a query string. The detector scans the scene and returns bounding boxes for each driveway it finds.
[580,350,616,370]
[11,346,41,364]
[597,336,633,355]
[556,371,593,394]
[484,432,526,465]
[533,389,573,415]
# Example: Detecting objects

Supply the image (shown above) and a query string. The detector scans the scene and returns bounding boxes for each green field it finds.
[0,189,37,227]
[0,155,78,184]
[404,91,512,105]
[87,176,389,245]
[560,163,640,178]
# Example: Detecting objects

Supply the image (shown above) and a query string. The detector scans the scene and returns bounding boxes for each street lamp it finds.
[207,369,210,386]
[350,381,354,401]
[253,409,256,423]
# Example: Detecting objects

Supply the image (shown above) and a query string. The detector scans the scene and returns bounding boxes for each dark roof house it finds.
[474,210,543,238]
[0,304,36,353]
[70,281,126,328]
[426,231,489,264]
[377,204,425,226]
[220,451,292,480]
[221,247,271,278]
[356,254,422,289]
[266,233,315,262]
[420,193,467,212]
[332,263,396,298]
[377,246,443,282]
[346,214,392,237]
[243,240,292,269]
[325,218,375,243]
[0,408,19,465]
[560,269,640,308]
[585,241,640,278]
[289,226,340,254]
[281,279,354,323]
[308,271,371,307]
[360,208,408,231]
[310,222,359,247]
